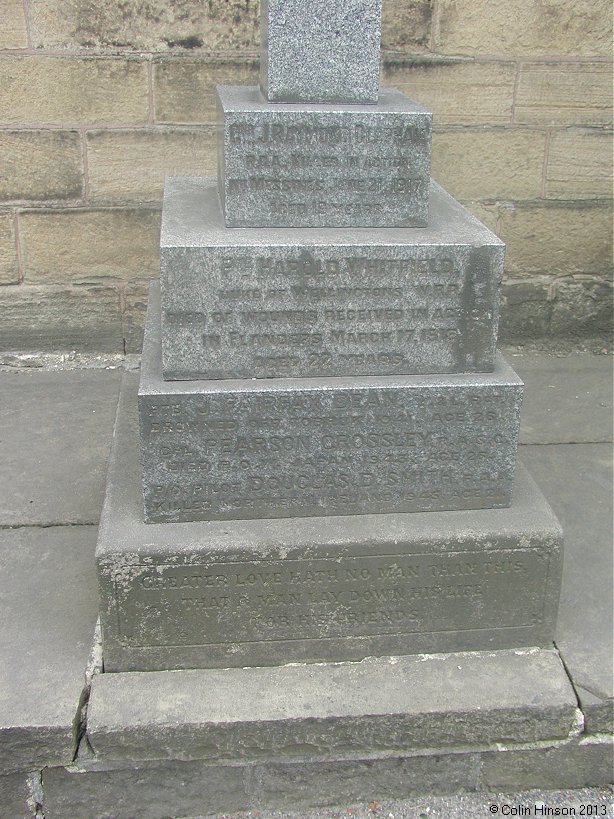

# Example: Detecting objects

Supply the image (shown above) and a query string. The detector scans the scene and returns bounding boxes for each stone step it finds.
[98,375,560,672]
[217,86,431,228]
[141,282,522,523]
[160,177,504,380]
[88,649,578,766]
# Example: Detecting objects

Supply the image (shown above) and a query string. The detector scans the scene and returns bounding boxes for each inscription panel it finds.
[161,243,502,379]
[141,302,523,523]
[116,551,551,647]
[217,86,431,227]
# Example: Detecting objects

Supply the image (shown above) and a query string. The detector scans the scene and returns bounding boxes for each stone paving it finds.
[0,349,611,817]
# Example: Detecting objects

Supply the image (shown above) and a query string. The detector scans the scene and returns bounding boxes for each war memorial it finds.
[2,2,611,816]
[96,0,563,673]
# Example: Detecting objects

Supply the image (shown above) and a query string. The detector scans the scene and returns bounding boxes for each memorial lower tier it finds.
[160,177,504,380]
[141,282,522,523]
[98,375,562,672]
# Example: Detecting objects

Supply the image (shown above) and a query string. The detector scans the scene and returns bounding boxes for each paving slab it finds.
[520,444,613,732]
[0,771,38,818]
[87,649,577,765]
[0,369,121,525]
[506,350,613,445]
[202,788,614,819]
[480,736,614,790]
[0,526,99,773]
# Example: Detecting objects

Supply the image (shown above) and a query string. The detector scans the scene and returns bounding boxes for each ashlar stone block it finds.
[141,282,522,523]
[100,375,560,671]
[261,0,382,104]
[217,86,432,228]
[161,177,503,379]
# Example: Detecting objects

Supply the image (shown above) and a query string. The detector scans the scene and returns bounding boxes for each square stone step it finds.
[160,177,504,380]
[98,375,561,672]
[141,282,522,523]
[87,649,578,765]
[217,86,431,228]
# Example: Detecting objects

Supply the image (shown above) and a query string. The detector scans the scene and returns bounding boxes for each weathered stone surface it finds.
[160,177,503,379]
[546,129,613,199]
[261,0,382,103]
[521,444,613,730]
[513,351,613,445]
[141,286,522,522]
[153,58,259,124]
[122,280,150,354]
[99,377,561,671]
[383,60,515,125]
[0,56,149,125]
[514,62,613,127]
[480,737,614,790]
[432,129,545,201]
[254,754,478,807]
[29,0,260,51]
[0,526,98,772]
[0,771,37,818]
[576,686,614,735]
[0,284,123,353]
[42,762,249,819]
[85,128,216,203]
[21,208,160,284]
[0,370,121,526]
[0,0,28,49]
[0,211,19,284]
[499,275,614,342]
[381,0,431,50]
[217,85,431,228]
[0,130,82,202]
[497,203,613,276]
[87,651,575,762]
[435,0,612,57]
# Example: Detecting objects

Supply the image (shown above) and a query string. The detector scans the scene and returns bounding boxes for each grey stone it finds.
[0,771,38,818]
[141,284,522,523]
[0,369,121,526]
[260,0,382,104]
[160,177,503,379]
[0,526,99,772]
[480,736,614,790]
[253,754,479,808]
[520,445,613,720]
[86,650,576,764]
[42,762,249,819]
[576,686,614,735]
[99,377,561,671]
[508,350,614,445]
[217,86,431,228]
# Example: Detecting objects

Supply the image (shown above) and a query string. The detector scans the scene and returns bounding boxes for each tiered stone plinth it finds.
[99,377,562,673]
[96,4,564,789]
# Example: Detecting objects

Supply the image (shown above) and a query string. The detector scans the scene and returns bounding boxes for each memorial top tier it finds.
[261,0,382,104]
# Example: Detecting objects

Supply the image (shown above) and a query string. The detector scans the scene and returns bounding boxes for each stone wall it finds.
[0,0,611,354]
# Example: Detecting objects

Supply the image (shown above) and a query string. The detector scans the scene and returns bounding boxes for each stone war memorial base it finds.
[99,375,562,673]
[0,358,611,817]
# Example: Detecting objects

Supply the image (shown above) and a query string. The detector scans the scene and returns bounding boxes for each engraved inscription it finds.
[219,98,431,227]
[140,383,519,521]
[116,551,549,646]
[161,247,497,378]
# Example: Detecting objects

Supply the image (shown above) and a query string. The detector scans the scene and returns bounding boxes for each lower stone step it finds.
[88,649,578,766]
[98,375,562,672]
